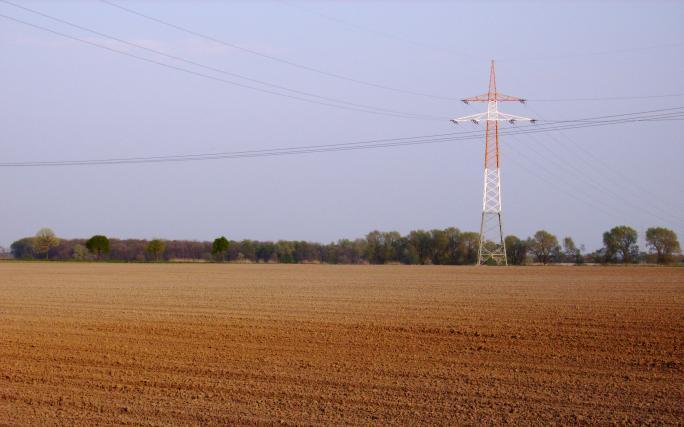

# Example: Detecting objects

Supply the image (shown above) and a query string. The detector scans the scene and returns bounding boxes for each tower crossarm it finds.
[462,93,527,104]
[451,111,535,124]
[496,111,536,124]
[450,112,488,124]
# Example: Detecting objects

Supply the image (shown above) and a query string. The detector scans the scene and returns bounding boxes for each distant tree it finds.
[408,230,435,265]
[365,231,403,264]
[505,235,528,265]
[383,231,403,264]
[562,237,582,264]
[239,240,257,262]
[293,241,321,263]
[586,248,606,264]
[365,231,383,264]
[163,239,211,261]
[330,241,347,264]
[72,244,89,261]
[211,236,230,261]
[352,239,368,264]
[603,226,638,263]
[10,238,35,259]
[459,232,480,265]
[85,235,110,260]
[275,240,295,263]
[429,229,449,265]
[527,230,559,265]
[11,226,654,265]
[256,242,277,263]
[646,227,681,264]
[331,239,365,264]
[108,239,146,262]
[400,241,420,265]
[145,239,166,262]
[442,227,461,265]
[33,228,60,260]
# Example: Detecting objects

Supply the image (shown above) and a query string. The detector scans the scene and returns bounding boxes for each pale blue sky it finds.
[1,1,682,251]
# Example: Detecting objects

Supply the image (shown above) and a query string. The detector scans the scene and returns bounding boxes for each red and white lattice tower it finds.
[451,60,535,265]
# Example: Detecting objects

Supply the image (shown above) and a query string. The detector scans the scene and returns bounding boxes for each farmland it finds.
[0,263,682,425]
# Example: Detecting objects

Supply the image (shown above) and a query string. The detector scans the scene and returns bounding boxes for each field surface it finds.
[0,263,682,425]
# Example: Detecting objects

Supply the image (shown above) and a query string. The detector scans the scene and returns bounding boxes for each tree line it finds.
[7,226,681,265]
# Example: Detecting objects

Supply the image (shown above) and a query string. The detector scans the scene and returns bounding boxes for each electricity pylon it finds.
[451,60,535,265]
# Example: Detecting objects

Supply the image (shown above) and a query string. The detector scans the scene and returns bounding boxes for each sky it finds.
[1,0,682,252]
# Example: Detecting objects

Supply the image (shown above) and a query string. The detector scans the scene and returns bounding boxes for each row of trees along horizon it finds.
[5,226,681,265]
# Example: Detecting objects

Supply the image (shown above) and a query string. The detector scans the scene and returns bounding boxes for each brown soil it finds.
[0,263,682,425]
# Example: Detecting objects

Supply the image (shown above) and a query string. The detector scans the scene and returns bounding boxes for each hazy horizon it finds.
[1,1,682,252]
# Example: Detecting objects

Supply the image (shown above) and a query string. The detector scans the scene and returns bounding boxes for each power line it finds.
[503,144,630,223]
[525,104,684,214]
[513,105,684,227]
[4,115,681,167]
[98,0,466,102]
[11,1,681,107]
[1,113,680,168]
[279,0,483,61]
[0,12,445,121]
[511,131,684,227]
[505,143,683,232]
[1,1,446,121]
[497,42,684,62]
[507,139,684,229]
[529,93,684,102]
[5,131,482,165]
[536,106,684,123]
[281,0,683,64]
[536,130,684,220]
[14,4,679,123]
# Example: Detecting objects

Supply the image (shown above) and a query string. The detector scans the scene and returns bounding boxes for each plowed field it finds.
[0,263,682,425]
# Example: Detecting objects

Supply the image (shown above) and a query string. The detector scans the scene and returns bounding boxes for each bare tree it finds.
[72,244,89,261]
[33,228,60,260]
[563,237,582,264]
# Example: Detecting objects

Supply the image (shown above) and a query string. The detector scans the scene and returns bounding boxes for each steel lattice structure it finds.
[451,61,535,265]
